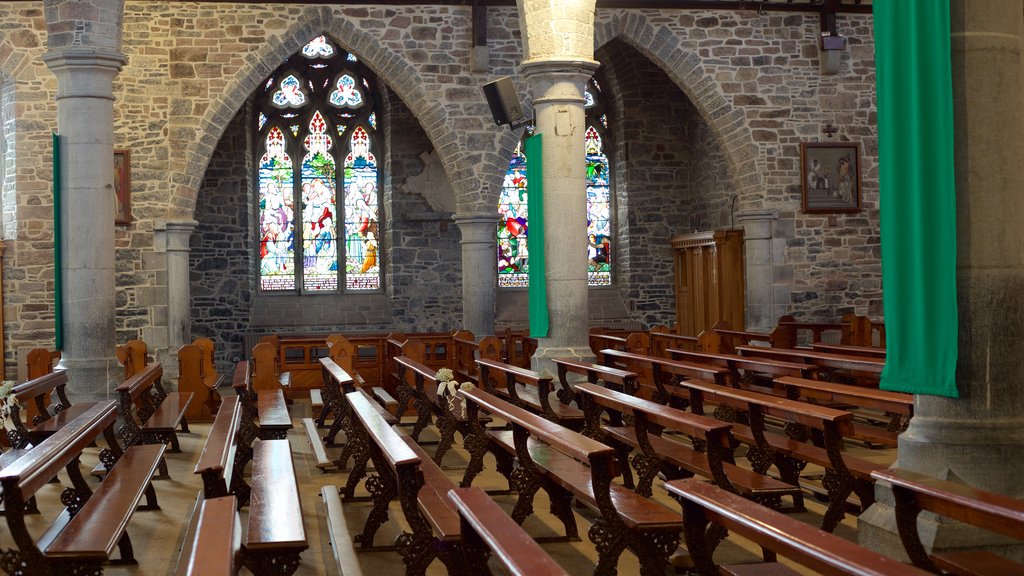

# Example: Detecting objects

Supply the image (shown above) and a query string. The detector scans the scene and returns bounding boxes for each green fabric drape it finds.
[875,1,958,396]
[525,134,549,338]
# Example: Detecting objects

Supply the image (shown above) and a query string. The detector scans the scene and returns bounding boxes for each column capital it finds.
[453,212,498,245]
[155,219,198,252]
[735,208,778,240]
[42,48,127,101]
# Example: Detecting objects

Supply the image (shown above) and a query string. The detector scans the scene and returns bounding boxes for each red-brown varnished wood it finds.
[346,391,418,468]
[576,382,732,443]
[175,495,240,576]
[809,342,886,358]
[666,479,930,576]
[601,348,731,384]
[246,439,307,550]
[194,395,240,496]
[735,345,884,375]
[143,392,194,431]
[448,487,570,576]
[681,379,855,434]
[256,390,292,431]
[776,376,911,414]
[931,550,1024,576]
[45,444,166,558]
[399,435,460,541]
[29,402,100,436]
[553,357,637,387]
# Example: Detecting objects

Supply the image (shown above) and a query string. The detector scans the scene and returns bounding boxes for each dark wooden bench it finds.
[6,369,100,449]
[345,390,463,574]
[116,362,192,471]
[193,394,249,505]
[735,344,885,387]
[874,467,1024,576]
[0,400,165,573]
[231,360,293,441]
[451,329,502,385]
[777,375,913,447]
[667,348,817,395]
[395,354,491,465]
[576,382,801,508]
[600,348,730,404]
[477,357,585,430]
[459,386,683,575]
[334,382,400,500]
[244,438,308,576]
[675,378,885,531]
[551,357,638,407]
[447,486,569,576]
[665,478,929,576]
[175,494,241,576]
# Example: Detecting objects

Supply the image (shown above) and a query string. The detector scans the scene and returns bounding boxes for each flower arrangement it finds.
[435,368,474,416]
[0,380,20,428]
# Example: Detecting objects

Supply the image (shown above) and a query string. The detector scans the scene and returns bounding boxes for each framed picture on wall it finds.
[114,149,131,225]
[801,142,861,213]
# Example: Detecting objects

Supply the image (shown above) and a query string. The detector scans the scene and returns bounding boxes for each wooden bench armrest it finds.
[231,361,250,391]
[681,379,855,433]
[194,396,240,489]
[346,391,419,469]
[459,387,613,465]
[175,495,240,576]
[665,478,930,576]
[873,468,1024,541]
[448,487,569,576]
[319,357,354,388]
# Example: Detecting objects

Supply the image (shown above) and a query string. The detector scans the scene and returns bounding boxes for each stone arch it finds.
[594,14,763,205]
[169,6,473,220]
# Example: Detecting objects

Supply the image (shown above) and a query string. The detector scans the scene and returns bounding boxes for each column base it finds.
[530,345,595,379]
[859,482,1024,563]
[55,356,123,402]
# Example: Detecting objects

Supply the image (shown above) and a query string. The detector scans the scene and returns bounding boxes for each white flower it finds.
[435,368,454,382]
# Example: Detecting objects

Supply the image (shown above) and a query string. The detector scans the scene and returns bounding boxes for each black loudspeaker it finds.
[482,76,526,128]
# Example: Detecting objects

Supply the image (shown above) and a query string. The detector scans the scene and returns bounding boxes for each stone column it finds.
[520,59,599,372]
[735,209,777,332]
[44,47,127,401]
[454,212,497,336]
[157,219,197,350]
[860,1,1024,561]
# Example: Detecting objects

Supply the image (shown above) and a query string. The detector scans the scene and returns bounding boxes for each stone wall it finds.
[0,3,882,374]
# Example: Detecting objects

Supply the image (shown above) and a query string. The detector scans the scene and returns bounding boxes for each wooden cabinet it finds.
[670,229,745,337]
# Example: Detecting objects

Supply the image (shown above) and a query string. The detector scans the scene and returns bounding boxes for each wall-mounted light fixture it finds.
[819,32,847,75]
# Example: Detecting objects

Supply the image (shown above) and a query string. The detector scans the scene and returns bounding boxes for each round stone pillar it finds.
[157,219,198,350]
[735,209,778,332]
[860,1,1024,562]
[44,47,127,401]
[520,59,599,371]
[454,212,498,336]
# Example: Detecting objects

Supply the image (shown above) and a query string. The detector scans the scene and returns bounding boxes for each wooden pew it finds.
[6,369,99,449]
[244,438,308,576]
[117,362,193,458]
[315,334,359,425]
[576,382,801,507]
[500,328,538,369]
[777,376,913,447]
[451,329,501,385]
[345,390,463,573]
[458,386,683,575]
[735,344,885,386]
[552,357,639,407]
[599,348,730,404]
[22,347,60,421]
[178,340,223,423]
[384,333,425,418]
[676,378,885,531]
[231,360,292,442]
[874,467,1024,576]
[649,325,700,357]
[0,400,165,574]
[251,340,292,394]
[448,486,569,576]
[477,357,584,430]
[175,495,242,576]
[810,342,887,358]
[116,338,149,378]
[194,395,249,504]
[665,478,928,576]
[667,348,817,394]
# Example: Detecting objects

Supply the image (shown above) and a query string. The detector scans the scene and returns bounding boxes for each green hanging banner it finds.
[525,133,548,338]
[53,132,63,350]
[875,1,958,396]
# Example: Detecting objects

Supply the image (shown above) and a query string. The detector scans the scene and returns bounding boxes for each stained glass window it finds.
[497,77,613,287]
[255,36,381,293]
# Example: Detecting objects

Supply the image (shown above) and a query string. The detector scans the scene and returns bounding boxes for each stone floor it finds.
[1,399,897,575]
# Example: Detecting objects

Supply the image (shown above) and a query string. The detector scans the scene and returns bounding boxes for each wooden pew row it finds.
[0,400,165,574]
[735,344,885,387]
[675,378,885,531]
[599,348,730,404]
[174,495,241,576]
[576,381,801,506]
[6,369,99,449]
[875,467,1024,576]
[231,360,293,441]
[552,357,639,407]
[178,336,225,423]
[344,390,463,573]
[777,376,912,447]
[499,328,538,370]
[810,342,887,358]
[477,357,584,430]
[251,340,292,394]
[450,329,502,386]
[448,486,570,576]
[666,478,927,576]
[458,386,683,575]
[667,347,817,394]
[117,362,192,456]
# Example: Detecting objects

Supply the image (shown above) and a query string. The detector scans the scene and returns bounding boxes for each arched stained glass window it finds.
[255,35,381,293]
[497,77,613,287]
